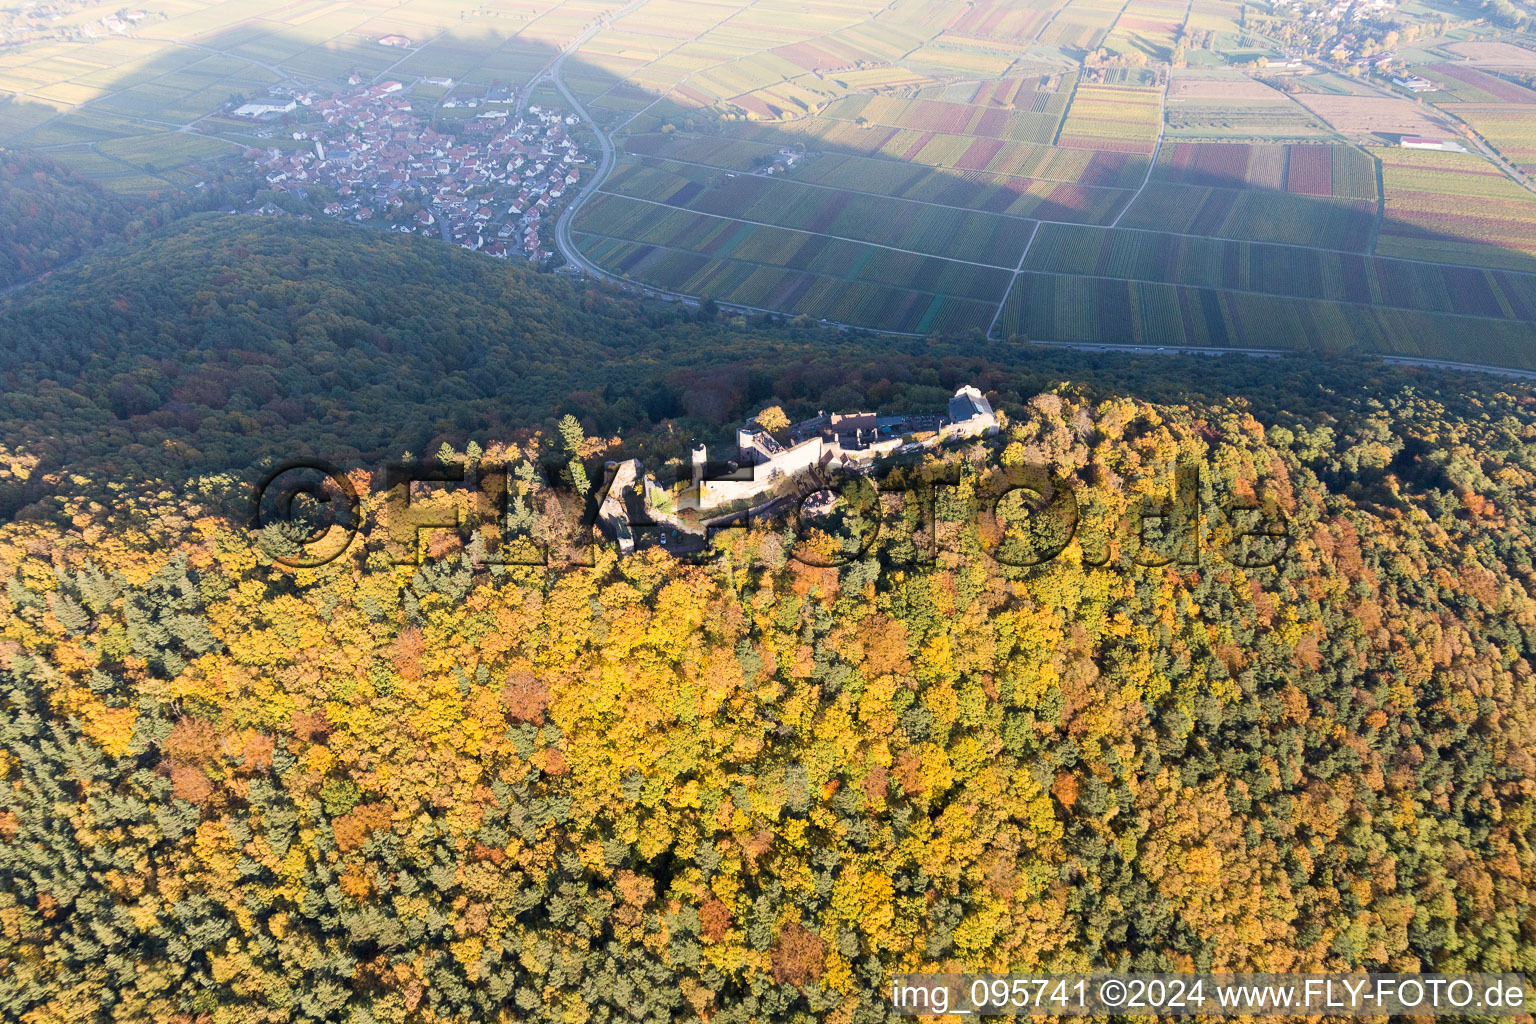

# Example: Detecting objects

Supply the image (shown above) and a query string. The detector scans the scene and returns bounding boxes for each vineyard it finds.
[1057,82,1164,154]
[1377,149,1536,268]
[1427,64,1536,104]
[622,133,782,171]
[993,270,1536,361]
[600,164,1036,263]
[1110,0,1187,57]
[822,90,1070,144]
[623,132,1137,224]
[393,0,1536,347]
[1161,142,1286,188]
[574,229,1001,333]
[1153,142,1377,200]
[802,153,1132,219]
[1164,74,1330,138]
[1285,145,1332,196]
[1020,221,1536,321]
[1444,104,1536,175]
[570,185,1018,332]
[1165,102,1331,138]
[1119,183,1375,249]
[587,43,1536,339]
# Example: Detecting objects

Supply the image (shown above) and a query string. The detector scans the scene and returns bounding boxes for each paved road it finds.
[1378,355,1536,380]
[1108,78,1168,229]
[537,31,1536,381]
[618,148,1536,282]
[536,0,648,284]
[0,255,83,300]
[533,8,903,331]
[1028,339,1536,380]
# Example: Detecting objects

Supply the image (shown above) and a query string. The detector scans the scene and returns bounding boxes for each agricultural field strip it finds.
[1047,0,1138,55]
[622,147,1536,281]
[626,136,1141,191]
[1148,176,1368,199]
[589,188,1027,270]
[8,37,289,142]
[1109,80,1168,227]
[1032,0,1096,48]
[571,228,932,334]
[1333,73,1536,197]
[29,129,240,159]
[34,138,188,189]
[626,149,1136,210]
[1374,148,1536,261]
[596,4,811,109]
[26,115,197,143]
[602,1,782,132]
[171,38,291,84]
[1026,0,1087,47]
[987,220,1042,338]
[1437,106,1536,197]
[1368,139,1386,249]
[600,5,940,131]
[372,28,455,86]
[1014,263,1535,327]
[814,106,1058,143]
[84,140,177,179]
[580,0,768,117]
[571,228,989,319]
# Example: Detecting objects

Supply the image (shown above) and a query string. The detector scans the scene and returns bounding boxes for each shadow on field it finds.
[4,9,1536,366]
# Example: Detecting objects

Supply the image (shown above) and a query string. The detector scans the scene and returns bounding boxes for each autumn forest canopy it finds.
[4,160,1536,1024]
[5,0,1536,995]
[6,180,1536,1019]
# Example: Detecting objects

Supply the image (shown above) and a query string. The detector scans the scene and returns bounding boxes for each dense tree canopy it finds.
[0,152,224,291]
[0,152,134,289]
[0,211,1516,525]
[3,381,1536,1023]
[5,198,1536,1024]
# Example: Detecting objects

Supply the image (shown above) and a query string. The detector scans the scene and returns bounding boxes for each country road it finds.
[536,28,880,326]
[1027,340,1536,380]
[536,0,649,287]
[531,18,1536,384]
[0,255,83,300]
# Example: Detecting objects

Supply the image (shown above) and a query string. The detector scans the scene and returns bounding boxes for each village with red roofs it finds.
[244,80,584,262]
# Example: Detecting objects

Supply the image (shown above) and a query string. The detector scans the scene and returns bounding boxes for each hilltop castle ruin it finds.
[599,385,998,554]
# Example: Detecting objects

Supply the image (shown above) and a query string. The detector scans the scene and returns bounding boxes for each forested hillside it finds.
[4,202,1536,1024]
[0,152,134,289]
[3,384,1536,1023]
[0,152,225,291]
[0,214,803,486]
[0,211,1514,524]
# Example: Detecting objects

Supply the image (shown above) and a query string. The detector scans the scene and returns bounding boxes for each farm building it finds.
[232,100,296,118]
[1399,136,1464,151]
[377,34,411,47]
